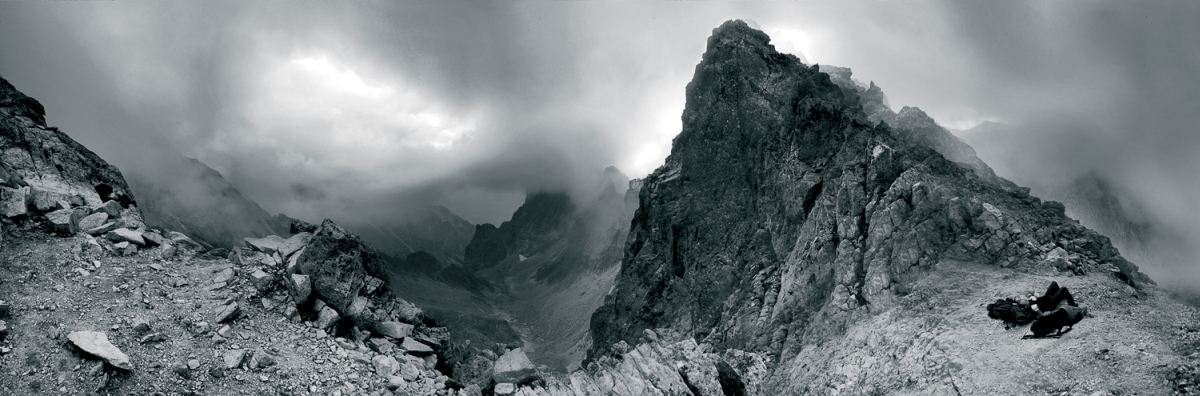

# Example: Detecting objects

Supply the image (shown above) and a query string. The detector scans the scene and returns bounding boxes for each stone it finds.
[46,209,78,235]
[250,269,274,291]
[1,186,28,218]
[283,305,300,321]
[278,232,312,258]
[138,333,166,344]
[85,221,118,236]
[0,300,10,317]
[95,200,122,218]
[132,321,151,334]
[215,302,240,323]
[161,243,177,259]
[28,187,60,213]
[244,235,287,255]
[288,274,311,304]
[399,338,434,356]
[248,348,275,369]
[76,213,108,231]
[491,348,536,384]
[167,231,205,250]
[494,383,516,395]
[347,296,369,317]
[295,219,385,314]
[67,331,133,370]
[400,362,420,381]
[286,247,304,274]
[0,320,7,341]
[315,305,340,329]
[187,359,201,370]
[212,268,235,284]
[142,232,165,247]
[223,349,247,369]
[372,355,400,376]
[117,242,138,256]
[363,276,384,295]
[375,321,414,339]
[387,375,406,390]
[106,228,145,246]
[171,362,190,379]
[368,338,396,354]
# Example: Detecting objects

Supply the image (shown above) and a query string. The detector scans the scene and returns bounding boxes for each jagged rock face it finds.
[0,76,136,209]
[126,157,292,249]
[464,192,577,272]
[587,19,1149,371]
[296,219,388,314]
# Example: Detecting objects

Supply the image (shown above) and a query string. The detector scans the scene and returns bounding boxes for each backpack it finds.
[987,298,1037,327]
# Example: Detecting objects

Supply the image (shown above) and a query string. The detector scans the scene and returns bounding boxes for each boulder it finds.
[249,269,274,291]
[295,219,385,314]
[86,221,119,236]
[347,296,369,317]
[491,348,536,384]
[223,349,247,369]
[46,209,77,235]
[399,338,434,356]
[28,187,60,213]
[283,305,300,321]
[244,235,288,255]
[368,338,396,354]
[375,321,414,339]
[494,383,516,395]
[315,305,340,329]
[372,355,400,376]
[214,302,240,323]
[2,186,29,218]
[278,232,312,258]
[212,268,235,284]
[400,361,421,381]
[286,247,304,274]
[166,231,205,251]
[67,331,133,370]
[288,274,312,305]
[107,228,145,246]
[76,212,108,230]
[142,232,165,247]
[116,242,138,256]
[96,200,122,218]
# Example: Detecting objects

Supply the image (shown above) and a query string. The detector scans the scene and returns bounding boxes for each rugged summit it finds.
[582,20,1151,393]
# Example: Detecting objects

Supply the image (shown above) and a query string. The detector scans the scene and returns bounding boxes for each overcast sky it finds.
[0,2,1196,230]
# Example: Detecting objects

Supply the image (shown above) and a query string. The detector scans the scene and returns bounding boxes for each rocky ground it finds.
[0,218,484,396]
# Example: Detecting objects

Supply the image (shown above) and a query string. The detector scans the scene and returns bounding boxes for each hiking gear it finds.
[987,298,1038,328]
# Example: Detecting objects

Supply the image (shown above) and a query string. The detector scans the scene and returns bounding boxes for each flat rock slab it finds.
[86,221,119,236]
[78,213,109,231]
[399,338,434,356]
[278,232,312,258]
[215,302,240,323]
[492,348,536,384]
[107,228,145,246]
[223,349,248,369]
[68,331,133,370]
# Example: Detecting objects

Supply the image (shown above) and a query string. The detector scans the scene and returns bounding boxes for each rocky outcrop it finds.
[0,76,137,213]
[586,20,1150,393]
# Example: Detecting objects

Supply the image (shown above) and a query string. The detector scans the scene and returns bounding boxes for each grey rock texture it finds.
[586,18,1150,388]
[0,76,138,213]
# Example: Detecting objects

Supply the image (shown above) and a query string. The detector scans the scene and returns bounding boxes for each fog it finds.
[0,3,1196,287]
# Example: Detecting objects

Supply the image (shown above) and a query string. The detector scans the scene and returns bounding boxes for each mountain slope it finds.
[125,157,292,250]
[350,205,475,267]
[577,20,1158,394]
